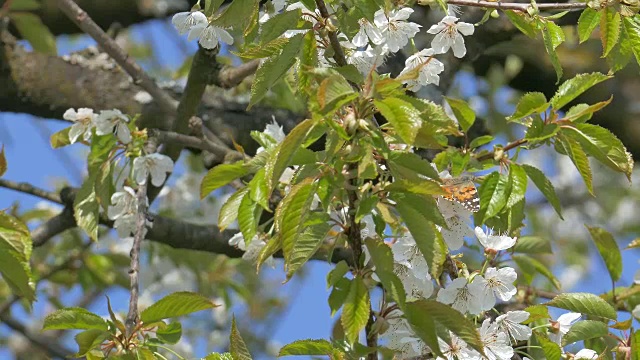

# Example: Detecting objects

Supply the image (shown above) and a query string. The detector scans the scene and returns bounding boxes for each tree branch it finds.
[0,178,62,204]
[315,0,348,67]
[125,182,147,337]
[446,0,587,11]
[150,129,236,159]
[0,313,73,359]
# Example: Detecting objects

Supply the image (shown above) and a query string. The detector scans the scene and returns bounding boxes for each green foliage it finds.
[278,339,337,356]
[508,92,548,121]
[586,226,623,282]
[550,72,612,110]
[514,236,552,254]
[601,8,622,57]
[43,307,108,331]
[522,164,563,219]
[365,238,406,307]
[9,12,57,55]
[201,161,249,199]
[341,276,370,344]
[445,97,475,132]
[0,212,34,302]
[578,8,602,43]
[230,317,253,360]
[562,320,609,346]
[546,292,617,320]
[140,291,218,323]
[541,20,565,82]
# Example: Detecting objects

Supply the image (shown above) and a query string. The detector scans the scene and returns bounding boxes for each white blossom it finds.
[383,309,429,358]
[495,311,532,342]
[352,18,384,47]
[437,332,474,360]
[95,109,131,144]
[398,48,445,91]
[475,226,517,251]
[64,108,96,143]
[257,118,286,154]
[133,153,174,187]
[427,15,474,58]
[228,232,275,267]
[574,349,598,359]
[437,208,473,251]
[108,187,148,238]
[347,45,386,76]
[373,8,421,53]
[478,319,514,360]
[171,11,208,35]
[188,22,234,50]
[549,312,581,345]
[436,276,484,315]
[476,267,517,310]
[395,263,434,301]
[634,304,640,319]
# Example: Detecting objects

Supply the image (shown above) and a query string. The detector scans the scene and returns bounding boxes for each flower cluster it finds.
[171,10,233,49]
[64,108,132,144]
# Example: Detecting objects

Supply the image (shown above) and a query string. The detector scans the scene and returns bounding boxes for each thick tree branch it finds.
[0,178,62,203]
[151,129,235,159]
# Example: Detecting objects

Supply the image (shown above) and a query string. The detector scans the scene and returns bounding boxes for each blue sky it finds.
[0,17,638,360]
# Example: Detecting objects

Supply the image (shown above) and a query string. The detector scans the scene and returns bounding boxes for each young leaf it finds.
[0,212,34,301]
[536,332,562,360]
[260,9,303,45]
[329,277,351,316]
[482,172,512,220]
[545,292,617,320]
[230,317,252,360]
[600,8,621,57]
[9,13,57,55]
[318,74,357,113]
[201,161,248,199]
[237,192,261,246]
[277,179,317,263]
[506,164,527,208]
[507,92,548,121]
[279,339,335,356]
[140,292,218,324]
[374,97,422,146]
[504,10,538,38]
[623,16,640,67]
[541,20,565,82]
[521,164,563,219]
[50,127,73,148]
[562,97,612,123]
[74,178,99,241]
[578,8,601,43]
[445,97,475,132]
[387,151,441,181]
[514,236,552,254]
[586,225,622,282]
[218,187,250,231]
[74,329,110,356]
[286,214,331,281]
[156,322,182,344]
[43,308,108,331]
[549,72,612,110]
[327,261,350,288]
[364,238,406,308]
[214,0,259,30]
[0,145,6,177]
[556,135,594,195]
[562,320,609,346]
[341,276,370,345]
[298,30,318,96]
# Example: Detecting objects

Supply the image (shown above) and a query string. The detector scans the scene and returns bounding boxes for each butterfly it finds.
[440,176,480,212]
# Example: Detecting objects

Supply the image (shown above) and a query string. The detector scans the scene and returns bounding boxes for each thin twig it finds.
[314,0,348,67]
[125,182,148,337]
[151,129,237,159]
[53,0,178,115]
[447,0,587,11]
[215,59,261,89]
[0,178,62,204]
[476,138,527,162]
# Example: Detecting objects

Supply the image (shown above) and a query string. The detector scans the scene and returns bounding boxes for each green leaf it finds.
[521,164,563,219]
[237,37,292,60]
[386,178,447,197]
[550,72,612,110]
[513,255,561,289]
[218,187,250,231]
[318,74,356,113]
[201,161,248,199]
[562,320,609,346]
[341,276,370,345]
[74,329,110,356]
[230,317,252,360]
[0,145,6,177]
[469,135,494,149]
[249,33,304,108]
[0,248,34,302]
[266,118,317,195]
[214,0,258,29]
[329,277,351,316]
[504,10,538,38]
[375,97,422,146]
[327,261,350,288]
[514,236,552,254]
[536,332,562,360]
[623,16,640,67]
[88,135,116,213]
[237,192,261,245]
[506,164,527,208]
[204,353,234,360]
[481,172,511,220]
[578,8,601,43]
[43,308,108,331]
[545,292,617,320]
[600,8,621,57]
[365,238,406,308]
[403,302,441,358]
[586,225,622,282]
[525,117,559,143]
[405,300,485,356]
[387,151,440,182]
[277,179,317,263]
[9,13,57,55]
[8,0,41,11]
[298,30,318,96]
[563,97,612,123]
[74,177,99,241]
[156,322,182,345]
[286,214,331,281]
[524,304,551,323]
[259,9,303,45]
[445,97,475,132]
[140,292,218,324]
[278,339,335,356]
[556,135,594,195]
[508,92,548,121]
[50,127,72,148]
[542,20,565,82]
[563,123,633,180]
[631,330,640,360]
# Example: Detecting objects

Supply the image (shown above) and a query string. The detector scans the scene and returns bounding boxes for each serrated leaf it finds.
[387,151,440,182]
[0,145,6,177]
[375,97,423,146]
[365,238,406,308]
[508,92,548,121]
[469,135,494,149]
[405,300,485,357]
[140,292,218,324]
[329,277,351,316]
[214,0,258,29]
[43,307,108,331]
[521,164,563,219]
[219,187,250,231]
[156,322,182,344]
[74,178,99,240]
[204,353,234,360]
[623,16,640,67]
[249,33,304,108]
[525,118,559,143]
[277,179,317,263]
[0,250,34,302]
[504,10,537,38]
[556,134,594,195]
[482,172,511,220]
[318,74,356,113]
[445,97,475,132]
[524,304,551,323]
[298,30,318,96]
[266,118,317,195]
[586,225,622,282]
[578,8,601,43]
[286,214,331,281]
[563,97,612,122]
[546,292,617,320]
[279,339,335,356]
[9,12,57,55]
[550,72,612,110]
[341,276,370,345]
[327,261,350,288]
[237,37,291,59]
[74,329,110,356]
[260,9,303,45]
[514,236,552,254]
[563,123,633,179]
[600,8,621,57]
[238,192,261,245]
[230,317,252,360]
[506,164,527,208]
[562,320,609,346]
[513,255,561,289]
[536,332,562,360]
[542,20,565,82]
[201,161,248,199]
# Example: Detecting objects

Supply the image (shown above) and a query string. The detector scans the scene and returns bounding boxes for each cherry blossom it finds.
[108,187,149,238]
[188,22,234,50]
[228,232,275,267]
[373,8,421,53]
[382,309,430,358]
[95,109,131,144]
[475,226,517,252]
[438,332,474,360]
[64,108,96,144]
[395,263,434,301]
[352,18,384,47]
[574,349,598,359]
[398,48,445,91]
[427,15,475,58]
[476,267,517,310]
[256,118,286,154]
[495,311,532,342]
[171,11,207,35]
[549,312,581,345]
[133,153,175,187]
[436,276,485,315]
[478,319,514,360]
